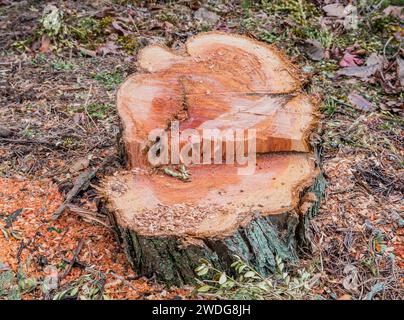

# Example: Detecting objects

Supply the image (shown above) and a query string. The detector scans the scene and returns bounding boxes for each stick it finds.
[61,238,84,280]
[51,170,97,220]
[0,138,64,150]
[66,204,113,230]
[51,155,115,220]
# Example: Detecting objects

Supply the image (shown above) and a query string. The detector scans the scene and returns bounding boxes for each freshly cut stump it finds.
[104,32,322,286]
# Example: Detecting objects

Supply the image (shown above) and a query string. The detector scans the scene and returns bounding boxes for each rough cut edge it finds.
[100,158,321,286]
[185,31,305,91]
[136,31,304,92]
[102,162,319,238]
[101,172,325,286]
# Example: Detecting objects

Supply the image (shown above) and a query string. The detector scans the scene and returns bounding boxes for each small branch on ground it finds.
[61,238,84,280]
[51,155,115,220]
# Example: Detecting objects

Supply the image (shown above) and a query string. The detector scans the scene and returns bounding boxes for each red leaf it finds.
[339,51,364,68]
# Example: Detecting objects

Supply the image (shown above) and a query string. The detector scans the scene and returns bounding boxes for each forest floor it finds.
[0,0,402,300]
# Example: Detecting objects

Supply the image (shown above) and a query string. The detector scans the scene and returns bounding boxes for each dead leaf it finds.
[78,46,97,57]
[96,42,120,56]
[348,92,375,111]
[337,53,384,79]
[383,6,404,20]
[0,261,10,271]
[323,4,347,18]
[39,34,51,53]
[380,100,403,113]
[111,21,132,36]
[194,7,220,25]
[339,51,364,67]
[69,157,90,173]
[299,40,325,61]
[342,264,359,292]
[337,294,352,300]
[73,112,86,125]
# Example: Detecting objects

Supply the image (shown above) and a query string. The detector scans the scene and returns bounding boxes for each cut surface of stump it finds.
[117,32,316,168]
[104,32,321,285]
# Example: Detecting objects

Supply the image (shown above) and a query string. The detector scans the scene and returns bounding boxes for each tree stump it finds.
[103,32,322,286]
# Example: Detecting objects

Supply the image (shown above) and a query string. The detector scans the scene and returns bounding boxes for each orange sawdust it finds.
[0,178,190,299]
[394,227,404,269]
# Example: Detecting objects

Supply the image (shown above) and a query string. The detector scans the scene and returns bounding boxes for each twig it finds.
[67,204,113,230]
[61,238,84,280]
[51,170,97,220]
[0,138,65,150]
[51,155,115,220]
[108,271,138,290]
[4,208,24,228]
[83,84,98,129]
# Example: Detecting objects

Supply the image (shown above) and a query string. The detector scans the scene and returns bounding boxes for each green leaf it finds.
[70,287,79,296]
[197,285,212,293]
[244,271,255,278]
[0,227,9,240]
[11,230,23,240]
[196,267,209,276]
[194,264,206,272]
[256,281,270,291]
[238,265,247,273]
[19,277,37,293]
[218,272,227,285]
[53,289,68,300]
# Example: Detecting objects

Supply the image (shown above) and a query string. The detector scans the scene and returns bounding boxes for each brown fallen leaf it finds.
[78,46,97,57]
[69,157,90,173]
[339,51,364,67]
[322,3,347,18]
[0,261,10,271]
[342,264,359,292]
[73,112,86,125]
[337,53,384,79]
[112,20,132,36]
[39,34,51,53]
[299,39,325,61]
[380,100,403,113]
[96,41,120,56]
[194,7,220,25]
[383,6,404,20]
[348,92,375,112]
[337,294,352,300]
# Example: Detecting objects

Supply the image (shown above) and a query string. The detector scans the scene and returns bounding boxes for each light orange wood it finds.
[117,32,317,168]
[104,153,318,237]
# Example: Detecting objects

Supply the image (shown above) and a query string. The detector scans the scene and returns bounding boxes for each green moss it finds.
[64,15,114,49]
[51,59,74,71]
[259,30,279,44]
[116,36,140,54]
[156,10,178,25]
[261,0,321,26]
[92,69,123,89]
[86,103,113,120]
[319,98,337,116]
